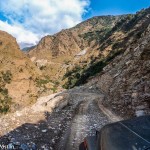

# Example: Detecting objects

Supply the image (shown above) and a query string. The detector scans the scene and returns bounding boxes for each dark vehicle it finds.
[79,115,150,150]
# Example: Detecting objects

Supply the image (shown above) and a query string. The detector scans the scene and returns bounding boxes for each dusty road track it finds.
[57,100,110,150]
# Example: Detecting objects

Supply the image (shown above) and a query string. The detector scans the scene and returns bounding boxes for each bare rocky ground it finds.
[0,86,120,150]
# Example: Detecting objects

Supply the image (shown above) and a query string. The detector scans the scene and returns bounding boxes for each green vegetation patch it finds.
[35,78,50,87]
[36,76,60,93]
[63,48,124,89]
[79,27,112,46]
[0,89,12,114]
[0,70,12,113]
[0,70,12,84]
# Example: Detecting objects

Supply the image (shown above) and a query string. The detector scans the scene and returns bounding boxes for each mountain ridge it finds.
[27,14,126,86]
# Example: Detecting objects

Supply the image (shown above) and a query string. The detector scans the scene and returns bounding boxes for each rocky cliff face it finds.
[63,8,150,89]
[0,31,41,113]
[87,8,150,118]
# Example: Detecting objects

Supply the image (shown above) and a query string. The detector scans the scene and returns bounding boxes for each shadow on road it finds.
[0,109,73,150]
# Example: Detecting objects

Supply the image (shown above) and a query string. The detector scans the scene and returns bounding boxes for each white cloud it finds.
[0,21,39,45]
[0,0,90,48]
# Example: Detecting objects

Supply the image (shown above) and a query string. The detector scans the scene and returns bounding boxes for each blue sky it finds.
[84,0,150,19]
[0,0,150,48]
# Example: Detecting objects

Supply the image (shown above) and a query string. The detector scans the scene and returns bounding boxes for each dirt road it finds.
[56,100,110,150]
[0,87,116,150]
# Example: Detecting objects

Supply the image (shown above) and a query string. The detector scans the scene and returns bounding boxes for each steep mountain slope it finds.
[63,8,150,88]
[85,8,150,118]
[27,15,125,83]
[0,31,42,113]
